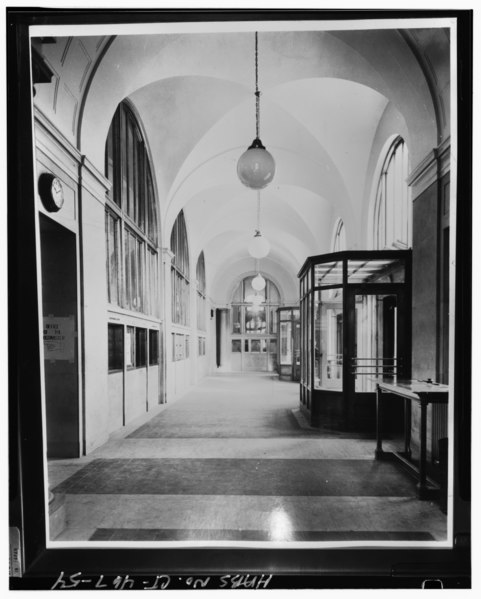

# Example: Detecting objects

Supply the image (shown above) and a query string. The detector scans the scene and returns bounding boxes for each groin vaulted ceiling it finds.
[33,23,450,304]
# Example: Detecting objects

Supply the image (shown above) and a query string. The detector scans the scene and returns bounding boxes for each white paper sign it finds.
[43,316,75,361]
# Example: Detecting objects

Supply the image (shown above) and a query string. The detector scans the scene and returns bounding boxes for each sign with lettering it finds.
[43,316,75,361]
[50,572,273,591]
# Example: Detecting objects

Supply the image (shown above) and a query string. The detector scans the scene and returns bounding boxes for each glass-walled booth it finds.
[298,250,412,431]
[277,307,300,381]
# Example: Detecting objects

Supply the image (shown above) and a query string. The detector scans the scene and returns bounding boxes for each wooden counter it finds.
[375,379,449,499]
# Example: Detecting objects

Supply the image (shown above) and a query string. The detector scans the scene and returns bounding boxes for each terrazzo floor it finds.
[48,372,447,544]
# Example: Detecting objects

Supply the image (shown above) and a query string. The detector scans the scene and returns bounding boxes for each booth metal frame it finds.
[298,250,412,431]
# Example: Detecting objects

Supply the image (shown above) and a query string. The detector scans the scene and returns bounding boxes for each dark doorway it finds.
[40,214,79,458]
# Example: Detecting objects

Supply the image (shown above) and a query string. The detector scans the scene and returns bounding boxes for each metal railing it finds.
[350,357,401,377]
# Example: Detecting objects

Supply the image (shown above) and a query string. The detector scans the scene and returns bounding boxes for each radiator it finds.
[431,403,448,461]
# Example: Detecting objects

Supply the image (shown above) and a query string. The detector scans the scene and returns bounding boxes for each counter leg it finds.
[417,399,428,498]
[404,398,412,458]
[375,385,384,459]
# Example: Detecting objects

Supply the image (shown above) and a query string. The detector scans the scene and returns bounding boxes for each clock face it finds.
[51,177,64,209]
[39,173,64,212]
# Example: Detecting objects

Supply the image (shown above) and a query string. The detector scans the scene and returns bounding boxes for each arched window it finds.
[170,210,190,326]
[332,219,346,252]
[231,276,280,336]
[104,101,159,316]
[196,252,206,332]
[373,137,411,250]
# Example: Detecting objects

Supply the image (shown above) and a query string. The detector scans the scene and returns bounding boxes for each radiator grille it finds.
[431,403,448,460]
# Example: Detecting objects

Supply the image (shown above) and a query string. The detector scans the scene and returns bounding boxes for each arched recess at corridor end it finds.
[217,275,283,373]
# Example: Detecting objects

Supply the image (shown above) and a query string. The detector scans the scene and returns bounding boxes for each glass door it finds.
[353,293,396,392]
[347,287,410,395]
[314,288,343,391]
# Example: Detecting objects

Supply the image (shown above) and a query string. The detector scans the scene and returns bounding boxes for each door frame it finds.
[345,283,412,425]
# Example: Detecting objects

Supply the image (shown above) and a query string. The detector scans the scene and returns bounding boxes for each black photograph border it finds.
[7,7,472,590]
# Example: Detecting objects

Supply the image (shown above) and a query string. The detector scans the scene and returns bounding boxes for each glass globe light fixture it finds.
[237,139,275,190]
[252,272,266,291]
[237,32,275,190]
[248,230,270,259]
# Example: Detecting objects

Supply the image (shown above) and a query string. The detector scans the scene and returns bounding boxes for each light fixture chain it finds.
[256,190,261,232]
[255,31,260,139]
[238,30,274,191]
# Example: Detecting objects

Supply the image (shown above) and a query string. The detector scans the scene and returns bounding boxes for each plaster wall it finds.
[80,162,111,453]
[411,180,439,380]
[108,371,123,433]
[148,365,160,408]
[125,367,148,422]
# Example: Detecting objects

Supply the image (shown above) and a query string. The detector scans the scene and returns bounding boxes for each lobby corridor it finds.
[49,373,446,544]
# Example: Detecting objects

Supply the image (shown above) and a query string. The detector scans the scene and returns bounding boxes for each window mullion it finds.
[106,102,159,317]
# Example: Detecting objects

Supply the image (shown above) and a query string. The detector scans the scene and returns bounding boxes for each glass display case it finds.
[298,250,411,430]
[277,307,300,381]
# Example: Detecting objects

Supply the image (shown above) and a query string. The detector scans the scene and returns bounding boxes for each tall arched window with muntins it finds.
[374,137,411,250]
[196,252,206,332]
[104,101,159,316]
[170,210,190,326]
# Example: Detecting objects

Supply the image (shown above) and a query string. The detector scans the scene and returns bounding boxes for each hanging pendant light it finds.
[237,31,275,190]
[248,190,270,259]
[238,140,275,190]
[252,272,266,291]
[248,230,270,259]
[247,261,265,308]
[251,257,266,293]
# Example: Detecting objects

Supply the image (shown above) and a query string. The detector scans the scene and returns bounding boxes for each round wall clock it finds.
[38,172,65,212]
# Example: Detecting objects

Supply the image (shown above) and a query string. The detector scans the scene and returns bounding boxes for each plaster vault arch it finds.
[67,25,446,307]
[213,257,298,307]
[80,28,440,172]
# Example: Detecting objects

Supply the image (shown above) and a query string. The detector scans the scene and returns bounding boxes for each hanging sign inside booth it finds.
[43,315,75,362]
